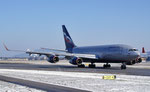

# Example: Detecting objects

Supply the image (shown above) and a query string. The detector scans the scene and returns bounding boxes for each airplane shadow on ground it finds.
[1,62,150,76]
[0,63,127,71]
[37,64,122,71]
[1,63,150,76]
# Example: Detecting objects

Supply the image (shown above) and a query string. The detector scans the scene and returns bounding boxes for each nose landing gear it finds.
[121,62,126,69]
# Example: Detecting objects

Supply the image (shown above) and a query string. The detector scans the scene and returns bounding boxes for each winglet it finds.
[3,43,9,51]
[142,47,145,53]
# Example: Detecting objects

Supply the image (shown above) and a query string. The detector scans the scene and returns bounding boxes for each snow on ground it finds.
[0,69,150,92]
[0,80,45,92]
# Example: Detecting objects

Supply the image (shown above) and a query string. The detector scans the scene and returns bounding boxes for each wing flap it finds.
[41,47,67,52]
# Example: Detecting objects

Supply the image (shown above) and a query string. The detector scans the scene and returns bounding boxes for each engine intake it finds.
[69,57,83,65]
[47,55,59,63]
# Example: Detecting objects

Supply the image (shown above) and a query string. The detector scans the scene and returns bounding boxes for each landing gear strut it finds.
[103,63,111,68]
[78,64,85,68]
[121,62,126,69]
[89,63,96,68]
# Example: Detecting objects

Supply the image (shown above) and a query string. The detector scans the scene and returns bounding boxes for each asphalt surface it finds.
[0,75,90,92]
[0,60,150,92]
[0,60,150,76]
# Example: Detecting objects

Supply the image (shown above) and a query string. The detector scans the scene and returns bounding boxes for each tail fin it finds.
[142,47,145,53]
[62,25,76,52]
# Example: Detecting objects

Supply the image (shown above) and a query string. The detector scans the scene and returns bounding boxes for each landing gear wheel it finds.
[103,64,106,68]
[107,64,111,68]
[121,64,126,69]
[103,63,111,68]
[78,64,85,68]
[89,64,96,68]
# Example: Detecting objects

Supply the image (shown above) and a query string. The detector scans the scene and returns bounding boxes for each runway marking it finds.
[0,75,90,92]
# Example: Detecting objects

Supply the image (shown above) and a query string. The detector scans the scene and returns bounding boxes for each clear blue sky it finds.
[0,0,150,57]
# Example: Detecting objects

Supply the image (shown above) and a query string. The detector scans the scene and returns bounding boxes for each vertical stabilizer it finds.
[62,25,76,52]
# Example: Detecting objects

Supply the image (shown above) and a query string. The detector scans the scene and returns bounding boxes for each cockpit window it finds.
[129,49,138,51]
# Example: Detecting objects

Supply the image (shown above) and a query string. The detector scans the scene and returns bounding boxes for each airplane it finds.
[141,47,150,61]
[4,25,141,69]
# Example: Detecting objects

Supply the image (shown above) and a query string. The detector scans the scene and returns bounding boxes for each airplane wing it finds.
[4,44,98,59]
[41,47,68,52]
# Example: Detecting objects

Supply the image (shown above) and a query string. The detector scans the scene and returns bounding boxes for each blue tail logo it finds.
[63,32,74,45]
[62,25,76,52]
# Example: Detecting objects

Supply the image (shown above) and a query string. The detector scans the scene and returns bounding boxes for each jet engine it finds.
[126,58,142,65]
[69,57,83,65]
[137,58,142,63]
[47,55,59,63]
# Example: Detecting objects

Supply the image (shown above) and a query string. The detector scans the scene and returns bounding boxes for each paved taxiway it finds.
[0,60,150,92]
[0,60,150,76]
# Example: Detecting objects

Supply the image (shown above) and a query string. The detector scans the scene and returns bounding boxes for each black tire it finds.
[103,64,106,68]
[108,64,111,68]
[121,65,126,69]
[78,64,85,68]
[89,64,96,68]
[103,64,111,68]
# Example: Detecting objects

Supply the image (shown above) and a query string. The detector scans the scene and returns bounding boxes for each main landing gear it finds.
[88,63,96,68]
[121,62,126,69]
[78,64,85,68]
[103,63,111,68]
[78,62,96,68]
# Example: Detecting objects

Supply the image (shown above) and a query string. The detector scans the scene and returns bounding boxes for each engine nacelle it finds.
[69,57,83,65]
[47,55,59,63]
[137,58,142,63]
